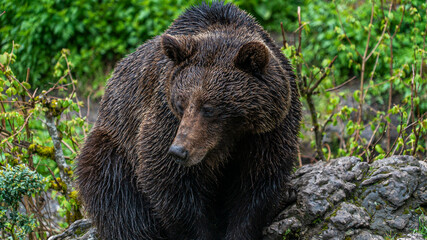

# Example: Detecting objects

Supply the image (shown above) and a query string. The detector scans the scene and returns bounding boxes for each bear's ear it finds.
[161,34,196,63]
[234,41,270,74]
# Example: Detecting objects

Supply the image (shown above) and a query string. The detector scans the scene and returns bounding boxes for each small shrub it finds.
[1,42,88,238]
[0,165,45,240]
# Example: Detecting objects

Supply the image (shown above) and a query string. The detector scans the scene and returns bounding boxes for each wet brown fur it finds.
[77,2,301,239]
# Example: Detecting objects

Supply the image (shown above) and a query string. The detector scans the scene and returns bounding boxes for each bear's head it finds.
[161,33,291,167]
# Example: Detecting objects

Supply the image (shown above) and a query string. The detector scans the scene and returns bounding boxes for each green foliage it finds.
[414,208,427,238]
[237,0,304,31]
[0,0,199,93]
[299,0,427,110]
[0,0,302,96]
[0,164,45,240]
[284,0,426,162]
[1,43,88,238]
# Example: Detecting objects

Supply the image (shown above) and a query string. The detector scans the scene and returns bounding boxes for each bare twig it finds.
[324,76,356,92]
[421,8,427,77]
[403,112,427,132]
[368,128,386,163]
[412,124,422,156]
[61,140,76,155]
[363,2,376,62]
[410,65,420,155]
[0,102,10,129]
[359,116,383,160]
[353,2,391,147]
[46,166,65,194]
[297,6,302,56]
[293,22,309,34]
[388,112,404,157]
[368,50,381,83]
[324,143,331,162]
[408,65,416,126]
[381,1,405,152]
[0,62,33,98]
[3,112,33,141]
[26,68,30,83]
[63,54,87,138]
[306,95,325,161]
[320,112,335,135]
[86,91,92,127]
[308,56,338,94]
[365,21,389,61]
[355,1,377,143]
[280,22,287,49]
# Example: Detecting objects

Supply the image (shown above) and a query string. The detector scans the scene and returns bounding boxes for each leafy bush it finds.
[284,0,426,162]
[298,0,427,110]
[1,43,88,238]
[0,165,45,240]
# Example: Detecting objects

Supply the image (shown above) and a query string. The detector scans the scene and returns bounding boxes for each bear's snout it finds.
[168,145,189,164]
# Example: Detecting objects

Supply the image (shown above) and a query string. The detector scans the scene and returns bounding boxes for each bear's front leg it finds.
[139,164,218,240]
[224,128,297,240]
[224,175,289,240]
[77,129,166,240]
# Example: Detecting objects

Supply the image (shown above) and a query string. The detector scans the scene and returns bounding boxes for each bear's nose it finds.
[168,145,189,163]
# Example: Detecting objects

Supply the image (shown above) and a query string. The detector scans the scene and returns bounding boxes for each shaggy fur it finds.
[77,2,301,239]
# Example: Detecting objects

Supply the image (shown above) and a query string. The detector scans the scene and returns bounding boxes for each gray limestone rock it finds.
[264,156,427,240]
[352,230,385,240]
[330,203,370,230]
[396,233,426,240]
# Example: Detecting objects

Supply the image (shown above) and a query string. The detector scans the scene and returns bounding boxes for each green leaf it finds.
[346,120,355,135]
[6,87,16,97]
[0,54,7,65]
[375,144,385,154]
[22,82,31,89]
[413,97,420,106]
[255,4,272,20]
[353,90,361,103]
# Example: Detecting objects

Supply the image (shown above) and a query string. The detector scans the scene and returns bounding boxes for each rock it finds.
[48,219,96,240]
[396,233,426,240]
[352,230,385,240]
[264,156,427,240]
[329,203,370,230]
[50,156,427,240]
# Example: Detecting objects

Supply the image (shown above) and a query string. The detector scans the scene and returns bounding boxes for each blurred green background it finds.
[1,0,304,97]
[1,0,425,106]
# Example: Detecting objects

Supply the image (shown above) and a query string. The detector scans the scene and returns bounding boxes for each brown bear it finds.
[76,2,301,239]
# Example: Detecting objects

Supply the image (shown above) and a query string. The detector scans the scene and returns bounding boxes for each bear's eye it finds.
[176,100,184,115]
[201,105,215,118]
